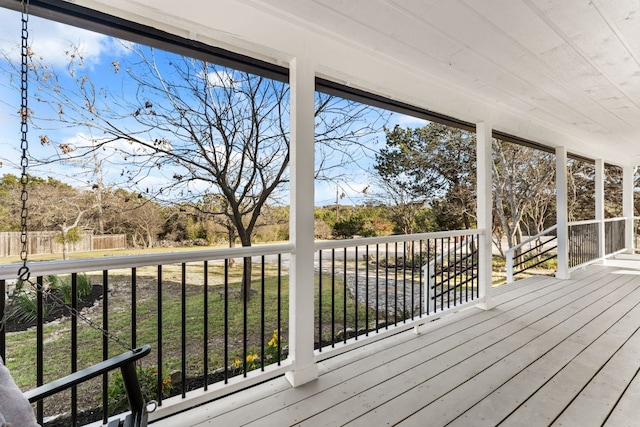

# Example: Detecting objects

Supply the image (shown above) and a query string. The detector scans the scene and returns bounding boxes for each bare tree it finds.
[7,42,385,297]
[492,139,555,252]
[28,180,96,260]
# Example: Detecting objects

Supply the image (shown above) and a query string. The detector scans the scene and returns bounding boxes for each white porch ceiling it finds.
[74,0,640,166]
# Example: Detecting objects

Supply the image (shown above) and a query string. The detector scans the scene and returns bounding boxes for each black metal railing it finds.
[505,225,558,283]
[314,231,481,353]
[604,218,626,256]
[424,236,479,314]
[0,230,485,425]
[568,221,600,268]
[0,245,291,426]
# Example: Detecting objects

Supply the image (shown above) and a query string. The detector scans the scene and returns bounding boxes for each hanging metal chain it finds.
[18,0,30,283]
[2,0,32,333]
[12,0,132,353]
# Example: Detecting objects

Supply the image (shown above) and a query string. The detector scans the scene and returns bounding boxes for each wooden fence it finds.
[0,232,127,257]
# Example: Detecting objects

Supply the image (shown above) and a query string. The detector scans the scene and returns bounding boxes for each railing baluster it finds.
[440,238,444,311]
[394,242,398,325]
[318,250,323,351]
[464,237,469,303]
[181,263,187,397]
[375,244,379,332]
[354,246,358,340]
[36,276,44,424]
[203,260,209,391]
[71,272,78,424]
[157,265,163,405]
[331,248,336,346]
[243,258,248,377]
[343,247,347,343]
[426,239,431,315]
[385,243,389,328]
[277,254,282,365]
[131,267,137,348]
[102,270,109,424]
[224,260,229,384]
[365,245,369,336]
[419,240,423,316]
[410,240,414,320]
[261,256,265,370]
[0,280,4,363]
[474,235,479,299]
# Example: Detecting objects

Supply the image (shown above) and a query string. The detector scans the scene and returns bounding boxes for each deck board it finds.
[153,262,640,427]
[353,274,640,426]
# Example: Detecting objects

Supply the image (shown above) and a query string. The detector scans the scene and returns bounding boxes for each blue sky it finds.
[0,7,428,206]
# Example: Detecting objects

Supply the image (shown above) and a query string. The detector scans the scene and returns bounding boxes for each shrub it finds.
[53,277,73,305]
[77,273,93,297]
[6,292,46,323]
[51,274,93,304]
[46,275,59,288]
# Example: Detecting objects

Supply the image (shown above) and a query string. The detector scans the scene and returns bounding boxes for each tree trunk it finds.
[62,241,69,261]
[239,231,253,301]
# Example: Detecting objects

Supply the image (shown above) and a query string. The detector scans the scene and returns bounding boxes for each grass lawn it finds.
[4,257,368,417]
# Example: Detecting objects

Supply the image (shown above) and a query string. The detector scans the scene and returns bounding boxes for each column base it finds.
[285,362,318,387]
[476,297,496,311]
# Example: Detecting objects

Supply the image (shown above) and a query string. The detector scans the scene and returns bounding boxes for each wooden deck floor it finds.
[154,260,640,427]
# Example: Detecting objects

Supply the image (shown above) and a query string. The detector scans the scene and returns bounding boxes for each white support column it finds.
[623,165,636,254]
[595,159,605,259]
[286,56,318,387]
[556,147,570,279]
[475,122,495,310]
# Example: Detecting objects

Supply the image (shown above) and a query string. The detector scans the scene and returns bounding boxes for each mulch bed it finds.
[3,285,105,333]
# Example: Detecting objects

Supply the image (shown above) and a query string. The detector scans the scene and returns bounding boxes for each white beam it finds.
[556,147,570,279]
[623,166,636,254]
[475,122,494,310]
[286,56,318,387]
[595,159,604,259]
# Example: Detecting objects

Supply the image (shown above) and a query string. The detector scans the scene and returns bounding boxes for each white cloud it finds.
[0,8,125,69]
[197,69,238,88]
[392,114,429,128]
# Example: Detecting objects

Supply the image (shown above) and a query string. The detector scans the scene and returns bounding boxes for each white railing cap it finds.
[0,243,294,280]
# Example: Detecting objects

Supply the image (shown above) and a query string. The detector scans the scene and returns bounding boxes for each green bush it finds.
[54,278,73,305]
[51,274,93,304]
[77,273,93,297]
[6,292,46,323]
[45,275,59,288]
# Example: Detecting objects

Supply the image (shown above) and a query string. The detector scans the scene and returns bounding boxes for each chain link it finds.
[11,0,132,353]
[19,0,30,278]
